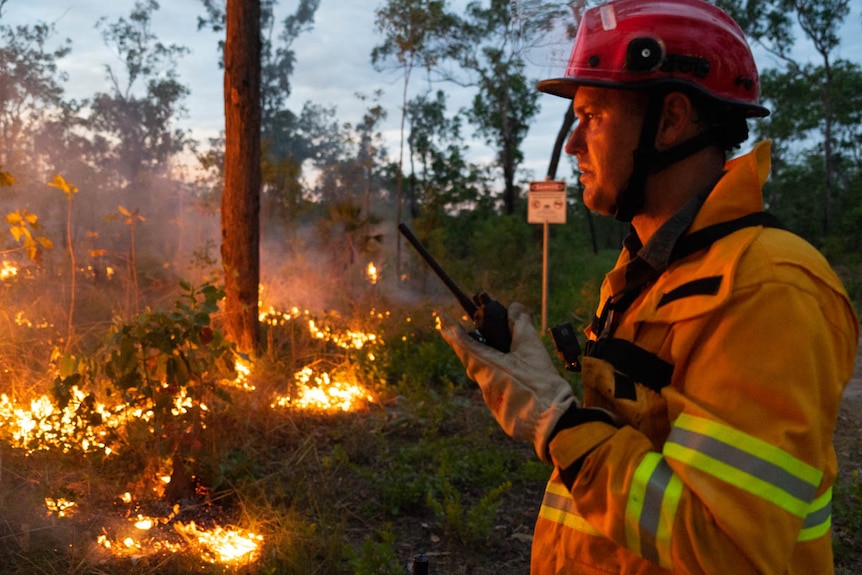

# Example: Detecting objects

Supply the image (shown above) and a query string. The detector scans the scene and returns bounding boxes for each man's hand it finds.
[439,302,577,462]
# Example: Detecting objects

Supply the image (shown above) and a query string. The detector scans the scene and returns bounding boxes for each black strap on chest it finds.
[586,211,787,393]
[669,211,786,263]
[590,211,786,338]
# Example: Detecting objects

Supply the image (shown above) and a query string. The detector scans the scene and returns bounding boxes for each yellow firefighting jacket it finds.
[531,142,859,574]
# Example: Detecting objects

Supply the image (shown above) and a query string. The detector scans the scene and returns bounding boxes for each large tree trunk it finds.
[222,0,261,354]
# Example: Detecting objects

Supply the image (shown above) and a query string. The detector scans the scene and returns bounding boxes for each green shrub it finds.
[347,526,403,575]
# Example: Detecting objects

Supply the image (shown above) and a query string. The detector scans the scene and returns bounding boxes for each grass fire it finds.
[0,259,388,569]
[0,227,438,572]
[1,205,549,575]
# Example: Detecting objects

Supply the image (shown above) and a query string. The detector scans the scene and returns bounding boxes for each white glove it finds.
[439,302,577,462]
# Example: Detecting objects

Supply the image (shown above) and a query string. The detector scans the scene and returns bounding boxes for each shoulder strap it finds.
[590,211,787,342]
[670,211,786,264]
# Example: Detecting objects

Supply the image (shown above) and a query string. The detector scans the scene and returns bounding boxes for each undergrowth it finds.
[0,273,548,574]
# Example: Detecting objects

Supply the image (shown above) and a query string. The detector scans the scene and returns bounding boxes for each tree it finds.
[430,0,566,215]
[0,21,70,176]
[372,0,450,270]
[405,89,492,217]
[717,0,856,238]
[198,0,329,229]
[90,0,191,186]
[222,0,262,353]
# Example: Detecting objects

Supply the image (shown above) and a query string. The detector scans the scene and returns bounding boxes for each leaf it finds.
[193,312,211,327]
[38,237,54,249]
[59,353,79,378]
[0,170,15,187]
[47,174,79,199]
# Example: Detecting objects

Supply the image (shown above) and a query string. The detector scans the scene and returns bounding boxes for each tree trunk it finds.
[222,0,261,354]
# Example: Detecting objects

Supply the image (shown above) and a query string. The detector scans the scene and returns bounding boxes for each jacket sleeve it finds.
[549,256,858,573]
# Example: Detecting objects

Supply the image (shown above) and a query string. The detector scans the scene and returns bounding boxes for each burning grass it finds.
[0,260,542,574]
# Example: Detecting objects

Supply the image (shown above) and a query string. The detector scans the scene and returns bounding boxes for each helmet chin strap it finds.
[613,92,718,223]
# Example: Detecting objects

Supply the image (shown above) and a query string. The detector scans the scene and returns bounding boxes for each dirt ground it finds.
[836,336,862,480]
[833,336,862,570]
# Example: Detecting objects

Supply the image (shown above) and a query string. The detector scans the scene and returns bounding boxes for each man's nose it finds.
[564,125,582,156]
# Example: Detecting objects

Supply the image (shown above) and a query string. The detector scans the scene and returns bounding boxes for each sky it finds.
[2,0,861,183]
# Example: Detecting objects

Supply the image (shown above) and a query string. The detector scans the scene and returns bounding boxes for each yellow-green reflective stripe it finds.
[655,467,683,567]
[675,414,822,486]
[538,480,603,536]
[798,488,832,542]
[626,453,660,554]
[666,415,821,517]
[626,453,683,567]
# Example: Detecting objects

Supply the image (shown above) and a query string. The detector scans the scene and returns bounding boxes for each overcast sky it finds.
[2,0,861,182]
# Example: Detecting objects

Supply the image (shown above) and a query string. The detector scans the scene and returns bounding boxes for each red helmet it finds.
[537,0,769,117]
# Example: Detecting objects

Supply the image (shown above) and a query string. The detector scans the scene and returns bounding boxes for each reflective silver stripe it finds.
[669,427,817,503]
[639,457,675,564]
[543,488,576,514]
[538,479,603,536]
[798,488,832,541]
[626,453,683,568]
[665,415,821,517]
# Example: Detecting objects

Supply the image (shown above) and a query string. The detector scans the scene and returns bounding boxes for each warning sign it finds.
[528,180,567,224]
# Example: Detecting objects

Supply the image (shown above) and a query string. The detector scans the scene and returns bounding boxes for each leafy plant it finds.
[346,526,403,575]
[105,205,147,313]
[5,209,53,261]
[101,280,235,444]
[427,477,511,548]
[47,174,79,348]
[49,281,238,496]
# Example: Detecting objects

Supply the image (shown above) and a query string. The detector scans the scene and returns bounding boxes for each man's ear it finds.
[656,92,697,149]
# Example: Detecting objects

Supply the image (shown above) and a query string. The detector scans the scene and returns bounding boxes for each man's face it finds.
[565,87,646,216]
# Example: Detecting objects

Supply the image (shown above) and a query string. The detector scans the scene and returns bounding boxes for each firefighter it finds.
[439,0,859,573]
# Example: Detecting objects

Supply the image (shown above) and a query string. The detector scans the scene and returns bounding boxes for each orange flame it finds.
[366,261,378,285]
[271,364,374,412]
[174,521,263,564]
[1,260,18,280]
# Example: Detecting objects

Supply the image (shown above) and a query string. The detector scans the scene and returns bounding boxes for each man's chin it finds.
[582,192,615,217]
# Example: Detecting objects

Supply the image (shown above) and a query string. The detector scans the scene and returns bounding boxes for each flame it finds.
[0,297,385,456]
[256,298,382,412]
[366,261,378,285]
[14,310,52,328]
[1,260,18,279]
[307,318,378,350]
[134,515,155,530]
[1,282,395,568]
[93,494,262,565]
[0,387,151,456]
[45,497,77,518]
[271,364,374,412]
[226,356,255,390]
[174,521,263,564]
